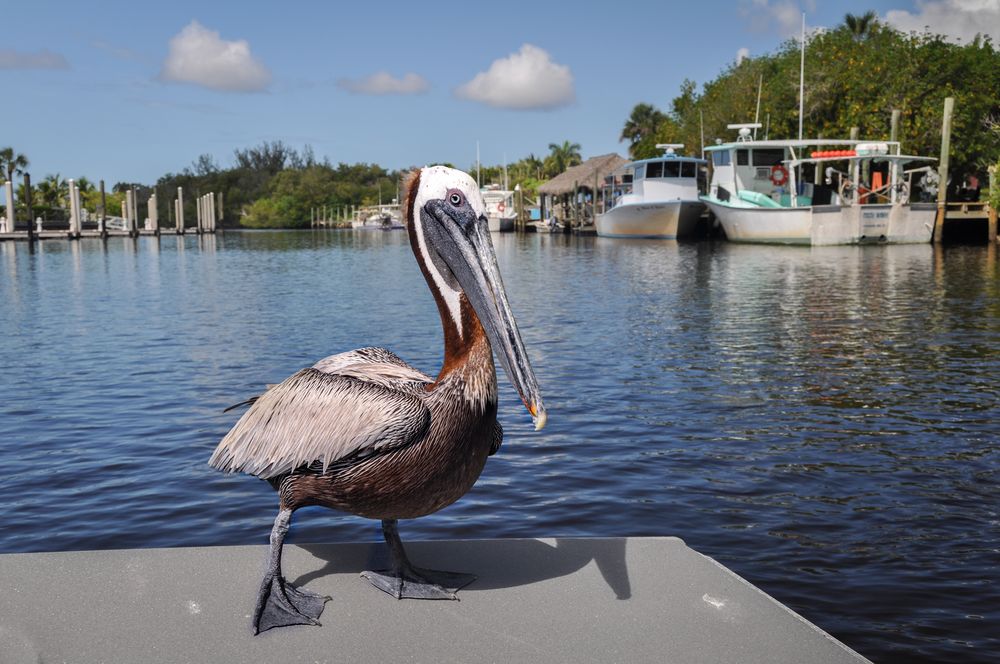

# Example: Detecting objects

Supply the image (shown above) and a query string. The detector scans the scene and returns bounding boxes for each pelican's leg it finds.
[361,519,476,600]
[252,508,331,635]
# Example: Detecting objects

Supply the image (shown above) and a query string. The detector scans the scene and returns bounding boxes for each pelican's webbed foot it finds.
[361,567,476,600]
[255,574,330,634]
[362,519,476,600]
[252,508,331,635]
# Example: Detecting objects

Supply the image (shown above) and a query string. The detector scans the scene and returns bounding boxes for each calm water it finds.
[1,231,997,663]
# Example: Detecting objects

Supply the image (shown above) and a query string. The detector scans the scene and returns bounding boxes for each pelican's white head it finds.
[405,165,546,431]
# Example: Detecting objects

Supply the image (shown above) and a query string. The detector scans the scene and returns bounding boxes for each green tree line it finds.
[3,140,586,226]
[620,14,1000,188]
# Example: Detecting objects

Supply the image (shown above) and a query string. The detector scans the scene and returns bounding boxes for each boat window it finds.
[663,161,680,177]
[737,149,750,166]
[712,151,731,166]
[622,173,633,184]
[752,149,785,166]
[646,161,663,178]
[681,162,696,178]
[634,165,645,180]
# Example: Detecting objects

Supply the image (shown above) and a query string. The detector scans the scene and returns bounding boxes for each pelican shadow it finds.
[295,537,632,600]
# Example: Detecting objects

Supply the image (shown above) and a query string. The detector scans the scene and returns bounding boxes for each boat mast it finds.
[476,141,481,187]
[798,12,805,141]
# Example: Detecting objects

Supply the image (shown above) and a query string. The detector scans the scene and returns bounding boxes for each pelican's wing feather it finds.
[209,368,430,479]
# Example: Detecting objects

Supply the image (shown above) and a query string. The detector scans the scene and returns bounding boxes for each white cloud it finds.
[736,47,751,64]
[885,0,1000,43]
[159,21,270,92]
[455,44,574,110]
[0,49,69,70]
[742,0,816,39]
[337,71,429,95]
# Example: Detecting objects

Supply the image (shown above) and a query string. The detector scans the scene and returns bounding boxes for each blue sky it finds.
[3,0,995,185]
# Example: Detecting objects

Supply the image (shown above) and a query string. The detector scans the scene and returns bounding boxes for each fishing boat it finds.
[480,185,516,233]
[595,145,706,239]
[701,124,937,245]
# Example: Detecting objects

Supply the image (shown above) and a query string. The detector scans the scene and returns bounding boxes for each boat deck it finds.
[0,537,869,663]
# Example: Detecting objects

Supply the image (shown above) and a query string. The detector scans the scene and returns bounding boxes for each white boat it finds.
[480,185,516,233]
[353,204,403,230]
[596,145,706,239]
[701,125,937,245]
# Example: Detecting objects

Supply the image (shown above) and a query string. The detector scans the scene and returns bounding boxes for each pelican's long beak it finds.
[423,200,546,430]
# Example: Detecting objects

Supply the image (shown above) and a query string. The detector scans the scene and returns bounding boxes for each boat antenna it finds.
[754,73,763,140]
[798,12,805,141]
[476,140,481,187]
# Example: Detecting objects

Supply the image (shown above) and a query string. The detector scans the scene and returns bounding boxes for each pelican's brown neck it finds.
[405,169,495,386]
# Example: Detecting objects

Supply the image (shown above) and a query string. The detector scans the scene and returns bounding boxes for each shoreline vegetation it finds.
[2,14,998,228]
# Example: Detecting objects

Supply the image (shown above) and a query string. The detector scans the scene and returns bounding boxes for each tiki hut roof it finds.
[537,153,628,196]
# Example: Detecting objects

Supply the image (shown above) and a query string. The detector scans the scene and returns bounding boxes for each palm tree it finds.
[37,174,68,209]
[0,147,29,184]
[620,103,666,145]
[545,140,582,176]
[75,177,95,195]
[844,11,877,40]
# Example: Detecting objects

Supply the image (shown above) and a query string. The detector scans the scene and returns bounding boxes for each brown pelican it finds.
[209,165,546,634]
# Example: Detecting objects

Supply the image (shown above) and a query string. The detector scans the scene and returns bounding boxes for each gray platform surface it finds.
[0,537,869,663]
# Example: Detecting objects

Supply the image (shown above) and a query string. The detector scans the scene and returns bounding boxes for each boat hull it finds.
[704,199,935,245]
[596,201,703,239]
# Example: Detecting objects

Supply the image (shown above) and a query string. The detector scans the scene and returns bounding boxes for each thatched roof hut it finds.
[537,153,628,196]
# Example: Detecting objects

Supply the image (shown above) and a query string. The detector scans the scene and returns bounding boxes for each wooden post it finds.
[890,109,901,148]
[125,190,134,234]
[849,126,859,141]
[217,191,224,229]
[814,134,823,185]
[68,180,81,237]
[4,180,14,233]
[99,180,107,235]
[196,194,203,233]
[988,166,997,244]
[593,168,600,223]
[934,97,954,244]
[148,193,158,232]
[130,187,139,235]
[573,180,579,230]
[176,187,184,233]
[24,173,33,243]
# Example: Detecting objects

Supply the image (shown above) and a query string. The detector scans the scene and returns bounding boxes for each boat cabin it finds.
[608,144,706,208]
[705,125,935,209]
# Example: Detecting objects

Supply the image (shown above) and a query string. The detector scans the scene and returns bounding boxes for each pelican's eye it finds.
[448,191,464,207]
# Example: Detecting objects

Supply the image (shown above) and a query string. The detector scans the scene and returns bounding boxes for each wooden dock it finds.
[0,537,869,663]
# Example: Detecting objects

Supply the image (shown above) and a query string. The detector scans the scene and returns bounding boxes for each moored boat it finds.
[596,145,706,239]
[702,124,937,245]
[481,185,516,232]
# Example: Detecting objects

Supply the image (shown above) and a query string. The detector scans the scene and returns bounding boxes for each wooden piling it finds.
[4,180,14,233]
[24,173,34,243]
[217,191,224,229]
[148,193,158,233]
[99,180,107,236]
[933,97,954,244]
[176,187,185,234]
[989,166,997,244]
